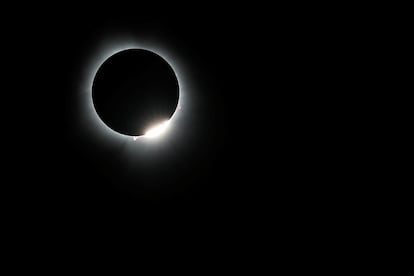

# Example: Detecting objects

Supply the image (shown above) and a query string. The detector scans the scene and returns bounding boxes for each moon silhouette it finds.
[92,49,179,137]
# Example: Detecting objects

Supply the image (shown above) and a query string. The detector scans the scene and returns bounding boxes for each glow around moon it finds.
[81,36,189,145]
[144,120,171,138]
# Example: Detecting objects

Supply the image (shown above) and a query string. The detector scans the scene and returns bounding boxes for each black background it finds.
[5,4,374,226]
[2,3,411,269]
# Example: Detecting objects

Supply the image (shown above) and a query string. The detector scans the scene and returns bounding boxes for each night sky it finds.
[2,4,407,267]
[6,5,368,225]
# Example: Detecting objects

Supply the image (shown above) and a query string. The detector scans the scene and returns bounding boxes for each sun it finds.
[81,36,189,146]
[144,121,171,139]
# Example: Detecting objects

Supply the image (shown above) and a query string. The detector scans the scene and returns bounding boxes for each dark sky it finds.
[5,5,369,225]
[2,4,408,266]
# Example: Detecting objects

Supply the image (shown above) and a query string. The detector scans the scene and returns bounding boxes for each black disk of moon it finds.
[92,49,179,136]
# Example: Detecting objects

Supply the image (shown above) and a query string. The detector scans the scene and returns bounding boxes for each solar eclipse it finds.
[92,49,179,138]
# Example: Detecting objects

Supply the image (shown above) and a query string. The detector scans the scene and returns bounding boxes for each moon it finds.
[92,49,179,137]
